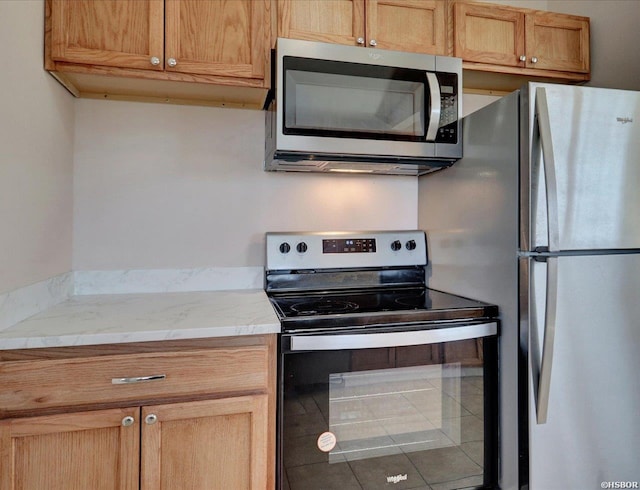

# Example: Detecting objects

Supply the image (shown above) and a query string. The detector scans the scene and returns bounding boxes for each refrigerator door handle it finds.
[535,87,560,252]
[532,256,559,424]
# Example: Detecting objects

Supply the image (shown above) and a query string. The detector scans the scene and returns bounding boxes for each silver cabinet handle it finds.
[112,374,166,385]
[519,55,526,62]
[122,416,135,427]
[369,39,377,47]
[167,58,177,67]
[150,56,161,66]
[531,57,538,64]
[145,414,158,425]
[356,37,365,45]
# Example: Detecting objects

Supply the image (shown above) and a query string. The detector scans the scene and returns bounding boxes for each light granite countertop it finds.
[0,289,281,350]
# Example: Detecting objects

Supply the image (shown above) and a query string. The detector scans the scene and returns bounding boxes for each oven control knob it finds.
[406,240,417,251]
[391,240,402,251]
[279,242,291,254]
[296,242,308,253]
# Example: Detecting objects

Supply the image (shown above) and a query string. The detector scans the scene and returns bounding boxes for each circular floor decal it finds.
[317,431,337,452]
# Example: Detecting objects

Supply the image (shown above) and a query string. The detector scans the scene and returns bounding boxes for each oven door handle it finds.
[289,322,498,351]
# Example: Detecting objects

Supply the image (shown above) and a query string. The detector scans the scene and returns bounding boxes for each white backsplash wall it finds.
[73,99,417,271]
[0,1,74,295]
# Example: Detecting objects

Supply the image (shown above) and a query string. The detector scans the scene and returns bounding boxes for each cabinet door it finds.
[525,11,590,73]
[0,407,139,490]
[49,0,164,71]
[453,2,525,67]
[164,0,269,80]
[366,0,446,54]
[141,395,269,490]
[278,0,366,46]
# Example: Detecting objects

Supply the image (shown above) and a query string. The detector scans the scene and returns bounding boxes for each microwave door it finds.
[425,72,441,142]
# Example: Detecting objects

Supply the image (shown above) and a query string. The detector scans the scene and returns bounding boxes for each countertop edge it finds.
[0,288,282,351]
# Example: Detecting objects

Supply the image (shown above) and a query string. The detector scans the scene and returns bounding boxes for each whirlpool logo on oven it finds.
[386,473,408,484]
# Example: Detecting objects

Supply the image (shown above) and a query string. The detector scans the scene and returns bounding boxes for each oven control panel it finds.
[322,238,376,254]
[266,231,427,270]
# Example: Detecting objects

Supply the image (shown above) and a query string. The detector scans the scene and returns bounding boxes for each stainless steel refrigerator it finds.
[418,83,640,490]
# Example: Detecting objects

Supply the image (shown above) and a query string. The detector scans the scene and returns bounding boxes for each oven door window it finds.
[281,338,498,490]
[283,57,429,142]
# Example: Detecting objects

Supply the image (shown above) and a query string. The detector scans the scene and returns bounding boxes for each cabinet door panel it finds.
[165,0,268,79]
[366,0,446,54]
[453,2,525,67]
[141,395,269,490]
[525,12,590,72]
[278,0,366,45]
[0,408,139,490]
[50,0,164,70]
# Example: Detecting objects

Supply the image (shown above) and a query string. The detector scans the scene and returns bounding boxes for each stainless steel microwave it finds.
[264,38,462,176]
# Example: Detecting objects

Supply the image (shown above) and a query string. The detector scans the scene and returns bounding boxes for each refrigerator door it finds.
[526,253,640,489]
[526,83,640,252]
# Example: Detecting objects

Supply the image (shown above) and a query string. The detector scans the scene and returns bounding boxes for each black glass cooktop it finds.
[269,287,498,332]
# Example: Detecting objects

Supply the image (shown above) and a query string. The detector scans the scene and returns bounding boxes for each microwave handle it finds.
[425,72,441,141]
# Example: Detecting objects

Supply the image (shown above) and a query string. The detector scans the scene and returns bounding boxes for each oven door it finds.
[278,322,498,490]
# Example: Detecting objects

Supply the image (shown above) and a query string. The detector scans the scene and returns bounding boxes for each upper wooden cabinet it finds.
[452,0,590,86]
[278,0,447,55]
[50,0,165,72]
[45,0,272,108]
[164,0,267,79]
[524,10,590,73]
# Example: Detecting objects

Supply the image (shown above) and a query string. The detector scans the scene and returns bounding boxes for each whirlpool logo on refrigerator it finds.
[616,117,633,124]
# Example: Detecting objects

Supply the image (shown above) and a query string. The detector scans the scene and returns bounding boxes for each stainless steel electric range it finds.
[265,231,500,490]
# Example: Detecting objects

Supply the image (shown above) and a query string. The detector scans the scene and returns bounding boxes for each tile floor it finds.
[282,364,487,490]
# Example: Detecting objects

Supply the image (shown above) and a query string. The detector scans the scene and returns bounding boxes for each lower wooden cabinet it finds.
[0,407,140,490]
[0,335,276,490]
[141,396,269,490]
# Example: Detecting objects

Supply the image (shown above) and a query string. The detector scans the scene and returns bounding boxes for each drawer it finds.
[0,345,270,417]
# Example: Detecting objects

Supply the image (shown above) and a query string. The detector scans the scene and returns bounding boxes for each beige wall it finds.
[0,1,74,294]
[72,100,417,270]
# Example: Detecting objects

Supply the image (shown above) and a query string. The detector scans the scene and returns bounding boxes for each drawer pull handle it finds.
[112,374,166,385]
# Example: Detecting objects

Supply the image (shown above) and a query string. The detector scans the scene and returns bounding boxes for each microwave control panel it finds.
[435,72,459,144]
